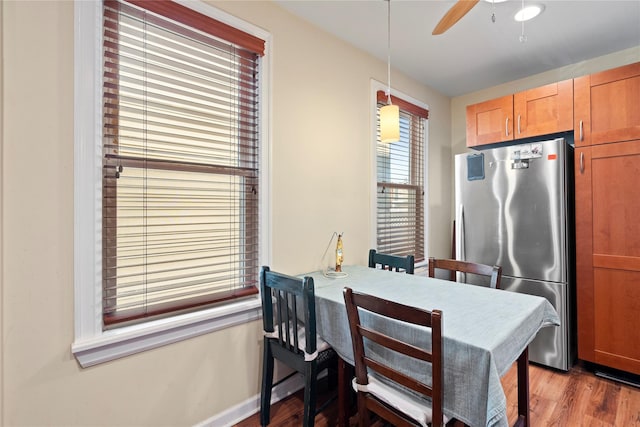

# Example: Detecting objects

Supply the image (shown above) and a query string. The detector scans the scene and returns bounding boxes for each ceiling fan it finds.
[432,0,480,35]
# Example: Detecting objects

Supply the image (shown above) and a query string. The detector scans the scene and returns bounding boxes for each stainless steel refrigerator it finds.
[454,137,575,371]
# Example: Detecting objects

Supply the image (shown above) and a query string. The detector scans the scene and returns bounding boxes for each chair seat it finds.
[267,323,332,359]
[352,375,449,427]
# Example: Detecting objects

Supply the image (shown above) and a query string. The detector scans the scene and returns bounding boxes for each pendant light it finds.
[380,0,399,143]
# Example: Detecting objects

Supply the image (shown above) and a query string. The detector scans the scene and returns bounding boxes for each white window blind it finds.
[102,0,264,328]
[376,91,428,263]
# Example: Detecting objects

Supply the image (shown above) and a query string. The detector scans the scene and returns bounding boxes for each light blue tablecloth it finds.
[306,265,559,427]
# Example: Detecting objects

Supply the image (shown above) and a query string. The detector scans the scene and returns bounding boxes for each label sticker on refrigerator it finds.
[511,143,543,160]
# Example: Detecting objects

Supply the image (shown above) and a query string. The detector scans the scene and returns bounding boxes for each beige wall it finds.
[213,2,454,267]
[1,1,451,425]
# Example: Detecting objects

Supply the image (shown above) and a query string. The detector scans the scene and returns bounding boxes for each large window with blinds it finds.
[102,0,264,328]
[375,91,428,263]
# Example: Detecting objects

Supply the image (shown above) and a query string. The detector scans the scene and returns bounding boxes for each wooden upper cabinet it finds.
[574,62,640,146]
[466,80,573,147]
[466,95,513,147]
[513,79,573,139]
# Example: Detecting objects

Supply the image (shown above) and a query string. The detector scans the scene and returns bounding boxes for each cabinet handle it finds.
[579,120,584,141]
[505,117,509,137]
[580,152,585,174]
[517,115,521,134]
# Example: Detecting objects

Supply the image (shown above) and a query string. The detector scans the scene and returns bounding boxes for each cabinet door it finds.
[575,62,640,146]
[575,147,594,362]
[574,75,591,147]
[465,95,513,147]
[514,79,573,139]
[577,140,640,374]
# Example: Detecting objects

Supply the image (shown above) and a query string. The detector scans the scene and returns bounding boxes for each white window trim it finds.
[369,79,429,266]
[72,0,272,368]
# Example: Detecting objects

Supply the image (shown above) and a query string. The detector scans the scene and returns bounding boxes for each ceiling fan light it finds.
[380,104,400,143]
[514,4,544,22]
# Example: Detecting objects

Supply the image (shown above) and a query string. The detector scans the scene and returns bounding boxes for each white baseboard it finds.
[195,373,306,427]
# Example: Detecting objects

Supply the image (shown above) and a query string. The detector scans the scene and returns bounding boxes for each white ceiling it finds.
[275,0,640,97]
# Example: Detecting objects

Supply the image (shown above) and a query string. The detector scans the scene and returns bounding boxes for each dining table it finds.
[305,265,560,427]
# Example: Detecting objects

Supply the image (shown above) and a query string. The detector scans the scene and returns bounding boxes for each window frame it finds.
[72,0,271,367]
[369,79,428,267]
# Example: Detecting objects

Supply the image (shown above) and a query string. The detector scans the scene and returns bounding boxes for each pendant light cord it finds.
[386,0,392,105]
[520,0,527,42]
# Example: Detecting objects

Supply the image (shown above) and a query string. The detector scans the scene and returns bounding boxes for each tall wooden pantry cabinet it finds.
[574,61,640,375]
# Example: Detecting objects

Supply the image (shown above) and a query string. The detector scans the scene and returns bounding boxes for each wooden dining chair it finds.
[260,266,337,427]
[428,257,502,289]
[368,249,415,274]
[343,287,448,427]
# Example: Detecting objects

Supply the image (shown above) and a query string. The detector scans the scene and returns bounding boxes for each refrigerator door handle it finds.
[457,204,465,260]
[456,204,467,282]
[457,204,466,283]
[461,205,465,261]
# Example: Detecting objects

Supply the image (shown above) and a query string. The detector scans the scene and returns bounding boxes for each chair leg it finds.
[338,357,351,427]
[327,354,338,390]
[260,341,274,427]
[303,361,318,427]
[356,393,370,427]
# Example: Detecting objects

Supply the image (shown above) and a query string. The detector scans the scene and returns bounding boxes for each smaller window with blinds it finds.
[375,91,428,263]
[102,0,264,328]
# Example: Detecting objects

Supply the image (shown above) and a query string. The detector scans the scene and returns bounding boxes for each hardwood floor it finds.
[501,363,640,426]
[234,362,640,426]
[233,385,339,427]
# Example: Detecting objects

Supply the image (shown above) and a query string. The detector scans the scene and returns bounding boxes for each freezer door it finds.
[455,152,502,272]
[455,139,569,283]
[500,276,573,371]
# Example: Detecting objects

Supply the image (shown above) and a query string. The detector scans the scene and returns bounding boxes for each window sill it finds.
[72,297,262,368]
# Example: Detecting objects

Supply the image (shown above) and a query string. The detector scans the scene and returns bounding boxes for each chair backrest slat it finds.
[368,249,415,274]
[428,257,502,289]
[275,289,285,347]
[359,326,432,363]
[365,357,434,398]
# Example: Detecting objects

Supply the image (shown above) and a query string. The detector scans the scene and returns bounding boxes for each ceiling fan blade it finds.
[432,0,480,35]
